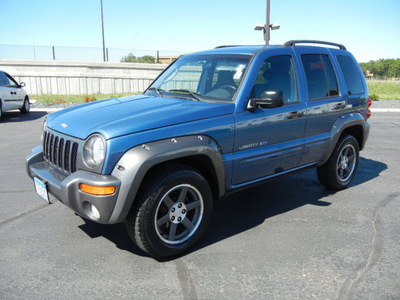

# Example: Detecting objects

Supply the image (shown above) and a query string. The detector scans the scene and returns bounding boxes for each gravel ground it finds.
[31,101,84,109]
[31,99,400,109]
[369,99,400,109]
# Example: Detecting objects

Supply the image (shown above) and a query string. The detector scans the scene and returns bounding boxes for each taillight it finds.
[366,97,372,119]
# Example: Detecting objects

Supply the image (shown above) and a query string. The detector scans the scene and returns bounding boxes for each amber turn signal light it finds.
[79,184,116,196]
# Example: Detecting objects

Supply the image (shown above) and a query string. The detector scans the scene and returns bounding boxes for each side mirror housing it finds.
[19,82,26,88]
[248,89,284,112]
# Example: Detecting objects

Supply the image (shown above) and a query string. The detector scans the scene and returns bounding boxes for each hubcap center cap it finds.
[340,156,349,169]
[169,202,187,224]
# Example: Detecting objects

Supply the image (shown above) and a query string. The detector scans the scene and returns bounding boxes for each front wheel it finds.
[20,97,30,114]
[317,134,360,190]
[126,165,213,259]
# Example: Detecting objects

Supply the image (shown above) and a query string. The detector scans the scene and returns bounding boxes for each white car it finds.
[0,71,30,119]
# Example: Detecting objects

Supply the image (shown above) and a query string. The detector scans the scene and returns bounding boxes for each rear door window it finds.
[336,55,364,95]
[301,54,339,100]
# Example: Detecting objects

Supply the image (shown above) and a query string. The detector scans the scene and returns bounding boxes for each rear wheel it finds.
[126,165,213,259]
[317,134,359,190]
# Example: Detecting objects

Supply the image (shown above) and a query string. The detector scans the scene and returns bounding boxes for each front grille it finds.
[43,130,78,174]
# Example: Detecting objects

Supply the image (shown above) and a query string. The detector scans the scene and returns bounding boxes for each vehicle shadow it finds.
[1,111,48,123]
[78,219,147,256]
[77,156,387,260]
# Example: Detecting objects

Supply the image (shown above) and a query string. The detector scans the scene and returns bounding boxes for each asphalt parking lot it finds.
[1,110,399,299]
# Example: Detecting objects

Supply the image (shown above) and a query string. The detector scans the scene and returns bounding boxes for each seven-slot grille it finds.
[43,130,78,174]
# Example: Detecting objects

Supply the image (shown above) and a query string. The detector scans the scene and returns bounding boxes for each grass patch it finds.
[31,93,138,104]
[367,81,400,100]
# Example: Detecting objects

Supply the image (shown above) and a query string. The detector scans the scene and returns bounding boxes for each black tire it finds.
[125,165,213,259]
[317,134,359,190]
[20,96,30,114]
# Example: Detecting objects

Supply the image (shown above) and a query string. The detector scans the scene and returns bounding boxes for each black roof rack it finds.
[215,45,252,49]
[283,40,346,51]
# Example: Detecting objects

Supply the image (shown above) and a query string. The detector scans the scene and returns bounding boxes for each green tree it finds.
[135,55,156,63]
[120,53,137,63]
[359,58,400,79]
[120,53,156,63]
[388,59,400,78]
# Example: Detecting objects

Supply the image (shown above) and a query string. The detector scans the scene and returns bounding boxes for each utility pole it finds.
[101,0,106,62]
[254,0,280,45]
[265,0,271,45]
[32,38,36,60]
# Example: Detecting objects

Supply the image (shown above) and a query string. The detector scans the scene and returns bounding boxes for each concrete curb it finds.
[31,108,62,112]
[371,108,400,113]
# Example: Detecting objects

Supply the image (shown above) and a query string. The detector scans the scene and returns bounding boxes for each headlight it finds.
[83,134,106,169]
[41,117,47,143]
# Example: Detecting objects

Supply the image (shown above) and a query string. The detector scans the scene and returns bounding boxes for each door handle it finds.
[287,111,304,119]
[334,102,346,109]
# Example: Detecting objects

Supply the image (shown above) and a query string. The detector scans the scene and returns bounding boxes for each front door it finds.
[232,53,306,186]
[0,72,22,111]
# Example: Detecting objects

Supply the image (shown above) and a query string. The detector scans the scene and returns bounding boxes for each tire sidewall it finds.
[332,135,360,188]
[141,169,213,258]
[21,97,30,114]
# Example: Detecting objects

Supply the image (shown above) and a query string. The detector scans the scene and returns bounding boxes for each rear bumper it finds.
[26,145,121,224]
[361,120,371,150]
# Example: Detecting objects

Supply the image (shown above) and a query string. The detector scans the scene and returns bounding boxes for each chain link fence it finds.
[0,44,185,63]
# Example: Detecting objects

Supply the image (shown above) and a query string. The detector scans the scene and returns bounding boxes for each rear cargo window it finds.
[336,55,364,95]
[301,54,339,100]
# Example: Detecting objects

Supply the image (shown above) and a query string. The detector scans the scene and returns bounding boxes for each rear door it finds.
[232,49,306,186]
[294,48,347,165]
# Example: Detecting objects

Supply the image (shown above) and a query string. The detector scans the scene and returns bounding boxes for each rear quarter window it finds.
[336,55,364,95]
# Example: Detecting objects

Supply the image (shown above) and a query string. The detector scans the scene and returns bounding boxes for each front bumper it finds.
[26,145,121,224]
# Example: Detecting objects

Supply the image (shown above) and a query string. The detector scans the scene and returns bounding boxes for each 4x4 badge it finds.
[61,123,68,128]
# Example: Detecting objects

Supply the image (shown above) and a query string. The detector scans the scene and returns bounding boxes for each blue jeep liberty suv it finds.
[26,40,371,258]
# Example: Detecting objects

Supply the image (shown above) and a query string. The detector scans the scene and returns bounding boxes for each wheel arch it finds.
[341,125,364,150]
[108,135,225,223]
[141,155,221,201]
[319,112,369,165]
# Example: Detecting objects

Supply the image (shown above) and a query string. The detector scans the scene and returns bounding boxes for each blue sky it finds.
[0,0,399,62]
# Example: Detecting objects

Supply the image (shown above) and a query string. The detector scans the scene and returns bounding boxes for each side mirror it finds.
[248,89,284,112]
[19,82,26,88]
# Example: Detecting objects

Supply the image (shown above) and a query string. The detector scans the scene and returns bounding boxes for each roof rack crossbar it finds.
[283,40,346,51]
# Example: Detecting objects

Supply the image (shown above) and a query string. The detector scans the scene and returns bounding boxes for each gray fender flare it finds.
[319,112,369,165]
[108,135,225,223]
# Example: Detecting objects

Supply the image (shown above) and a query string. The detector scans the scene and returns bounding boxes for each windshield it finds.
[146,54,251,102]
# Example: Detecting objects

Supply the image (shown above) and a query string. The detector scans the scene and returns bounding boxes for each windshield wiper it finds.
[147,87,164,97]
[168,89,202,101]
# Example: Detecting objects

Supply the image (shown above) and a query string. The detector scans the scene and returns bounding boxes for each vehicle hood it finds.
[47,95,234,140]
